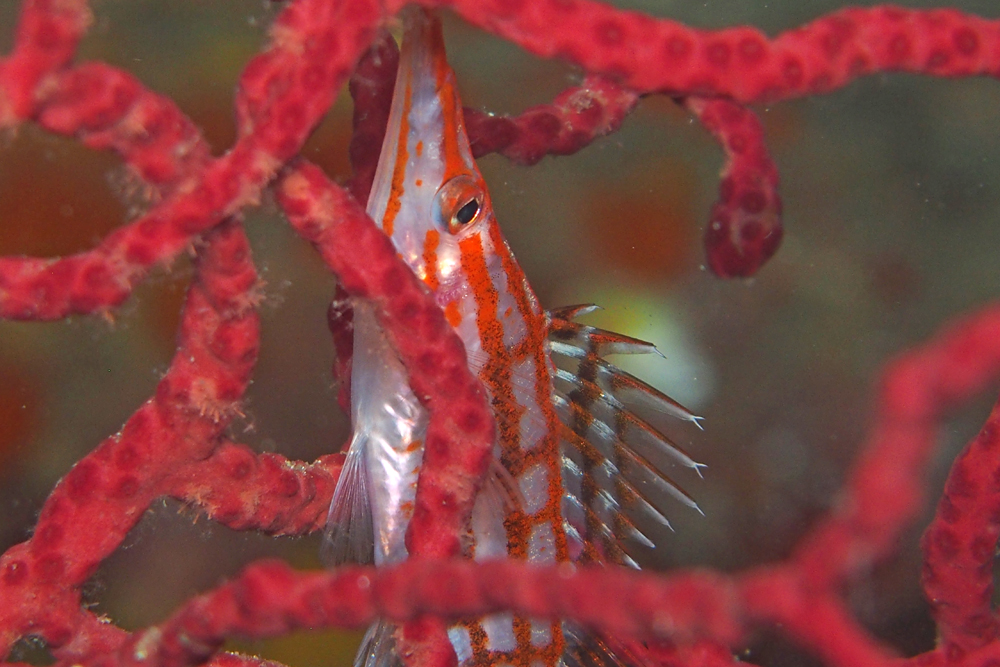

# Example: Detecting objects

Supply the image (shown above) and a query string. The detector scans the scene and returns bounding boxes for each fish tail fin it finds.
[353,621,403,667]
[563,622,654,667]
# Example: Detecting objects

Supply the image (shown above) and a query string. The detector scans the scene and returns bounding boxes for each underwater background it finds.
[1,1,999,665]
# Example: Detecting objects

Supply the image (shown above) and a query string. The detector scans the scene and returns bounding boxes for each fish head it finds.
[366,8,500,308]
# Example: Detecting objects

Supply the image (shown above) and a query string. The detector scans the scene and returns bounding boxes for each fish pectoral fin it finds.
[321,434,375,566]
[484,456,525,515]
[467,457,522,560]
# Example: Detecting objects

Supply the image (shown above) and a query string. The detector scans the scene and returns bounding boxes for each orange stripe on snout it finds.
[382,81,412,237]
[428,19,468,184]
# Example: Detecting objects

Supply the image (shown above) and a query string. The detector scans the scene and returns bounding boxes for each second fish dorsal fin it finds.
[321,434,375,566]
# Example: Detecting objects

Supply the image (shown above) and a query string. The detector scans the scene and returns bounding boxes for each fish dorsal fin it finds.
[321,435,375,566]
[547,306,705,566]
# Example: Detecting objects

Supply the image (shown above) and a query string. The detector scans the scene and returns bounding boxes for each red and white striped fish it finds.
[325,9,704,667]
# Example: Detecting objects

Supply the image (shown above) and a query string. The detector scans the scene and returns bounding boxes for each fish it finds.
[324,8,705,667]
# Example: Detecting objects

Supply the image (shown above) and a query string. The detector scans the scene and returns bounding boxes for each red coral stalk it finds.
[112,559,739,667]
[1,219,261,658]
[464,76,639,165]
[167,444,343,536]
[922,404,1000,656]
[682,97,782,278]
[444,2,1000,102]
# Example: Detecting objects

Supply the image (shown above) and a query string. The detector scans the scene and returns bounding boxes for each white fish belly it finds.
[351,303,428,565]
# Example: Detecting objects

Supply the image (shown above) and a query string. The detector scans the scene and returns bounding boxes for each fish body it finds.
[326,9,703,667]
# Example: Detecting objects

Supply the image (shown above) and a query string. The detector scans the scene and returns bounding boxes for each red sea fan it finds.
[2,2,1000,667]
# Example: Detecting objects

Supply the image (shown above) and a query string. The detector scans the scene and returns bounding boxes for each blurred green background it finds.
[1,1,1000,666]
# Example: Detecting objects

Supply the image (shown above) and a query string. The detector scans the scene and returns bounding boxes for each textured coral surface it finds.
[2,2,1000,667]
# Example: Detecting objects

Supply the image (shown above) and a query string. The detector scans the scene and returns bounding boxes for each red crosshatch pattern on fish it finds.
[321,12,703,667]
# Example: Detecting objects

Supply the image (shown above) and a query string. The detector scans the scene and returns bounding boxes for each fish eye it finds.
[434,175,486,234]
[454,198,480,225]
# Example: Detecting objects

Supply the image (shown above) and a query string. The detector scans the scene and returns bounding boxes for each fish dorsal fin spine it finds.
[548,306,705,567]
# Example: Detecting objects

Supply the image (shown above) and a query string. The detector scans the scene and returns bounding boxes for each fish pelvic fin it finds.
[321,432,375,566]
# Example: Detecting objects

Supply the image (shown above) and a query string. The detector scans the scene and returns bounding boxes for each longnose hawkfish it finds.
[325,8,705,667]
